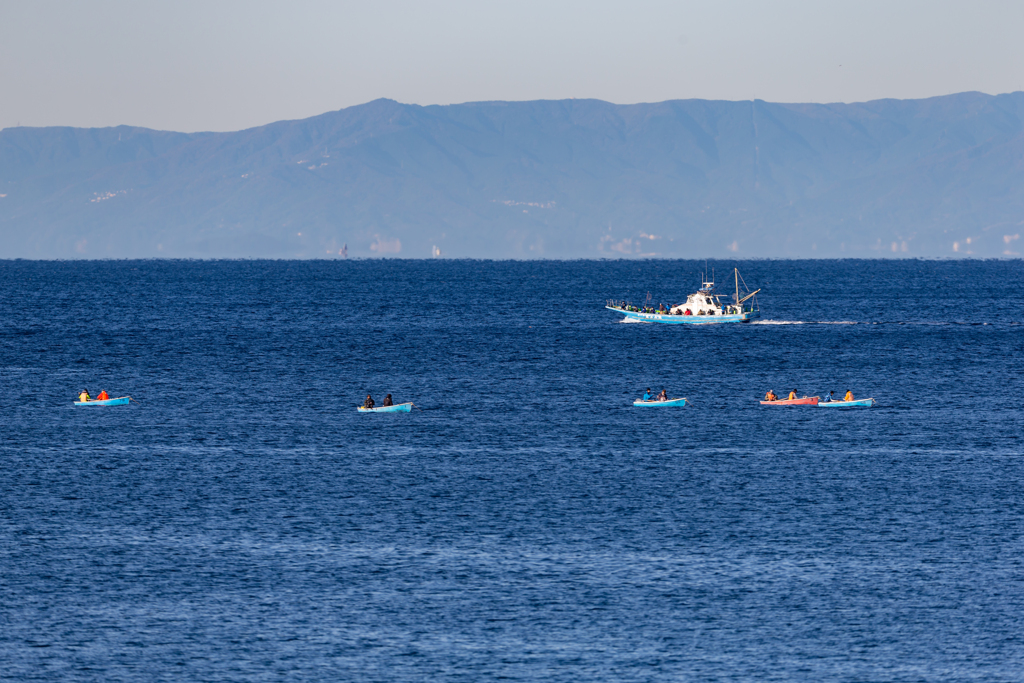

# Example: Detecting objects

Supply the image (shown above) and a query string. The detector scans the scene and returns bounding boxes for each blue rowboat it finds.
[357,402,414,413]
[633,398,688,407]
[74,396,131,406]
[818,398,876,408]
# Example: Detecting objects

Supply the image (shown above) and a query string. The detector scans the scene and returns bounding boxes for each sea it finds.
[1,258,1022,682]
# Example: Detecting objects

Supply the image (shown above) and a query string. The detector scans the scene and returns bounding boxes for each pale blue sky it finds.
[2,0,1023,132]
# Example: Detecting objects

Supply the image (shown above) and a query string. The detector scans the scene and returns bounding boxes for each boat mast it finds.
[735,268,740,311]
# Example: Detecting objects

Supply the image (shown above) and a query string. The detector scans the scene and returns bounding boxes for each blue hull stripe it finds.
[608,307,758,324]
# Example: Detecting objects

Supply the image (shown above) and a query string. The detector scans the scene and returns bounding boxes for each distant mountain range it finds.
[2,92,1023,258]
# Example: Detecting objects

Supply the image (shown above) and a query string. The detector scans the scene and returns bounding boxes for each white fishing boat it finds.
[606,268,760,325]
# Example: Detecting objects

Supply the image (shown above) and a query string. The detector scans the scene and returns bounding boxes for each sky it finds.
[2,0,1023,132]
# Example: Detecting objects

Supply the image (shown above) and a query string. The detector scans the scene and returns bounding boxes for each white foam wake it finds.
[753,320,860,325]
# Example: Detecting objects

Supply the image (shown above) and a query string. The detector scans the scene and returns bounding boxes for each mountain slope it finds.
[2,92,1023,258]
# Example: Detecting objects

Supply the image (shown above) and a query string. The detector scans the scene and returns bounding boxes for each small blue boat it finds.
[358,402,414,413]
[818,398,876,408]
[633,398,688,407]
[74,396,131,406]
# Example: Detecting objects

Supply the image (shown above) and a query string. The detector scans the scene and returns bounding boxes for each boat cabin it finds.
[670,291,727,316]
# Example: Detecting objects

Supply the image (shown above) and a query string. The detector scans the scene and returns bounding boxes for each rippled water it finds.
[1,259,1022,681]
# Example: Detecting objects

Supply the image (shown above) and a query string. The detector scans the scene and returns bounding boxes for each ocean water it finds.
[1,258,1022,682]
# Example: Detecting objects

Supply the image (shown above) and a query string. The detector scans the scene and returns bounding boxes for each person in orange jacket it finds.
[96,390,109,400]
[844,390,854,401]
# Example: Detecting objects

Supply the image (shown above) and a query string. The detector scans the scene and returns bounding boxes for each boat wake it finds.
[618,317,651,324]
[754,320,859,325]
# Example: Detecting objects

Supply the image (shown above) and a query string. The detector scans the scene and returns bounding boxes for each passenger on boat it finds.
[821,391,833,403]
[788,390,798,400]
[657,304,666,313]
[364,394,375,409]
[383,394,393,407]
[643,388,652,401]
[79,390,91,402]
[684,309,692,316]
[764,390,777,401]
[657,389,668,402]
[96,390,109,400]
[844,390,854,401]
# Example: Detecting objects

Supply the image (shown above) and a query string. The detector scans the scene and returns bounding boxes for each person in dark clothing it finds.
[383,394,393,407]
[364,394,375,409]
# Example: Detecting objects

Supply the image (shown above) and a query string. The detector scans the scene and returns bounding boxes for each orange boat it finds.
[760,396,819,406]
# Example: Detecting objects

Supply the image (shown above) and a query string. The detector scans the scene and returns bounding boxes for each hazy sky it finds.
[2,0,1023,132]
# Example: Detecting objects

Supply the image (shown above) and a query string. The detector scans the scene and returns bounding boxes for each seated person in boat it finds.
[383,394,393,407]
[844,390,854,401]
[788,390,798,400]
[642,388,652,402]
[657,389,668,401]
[684,309,692,316]
[79,390,91,402]
[764,389,777,401]
[364,394,375,409]
[822,391,834,403]
[96,390,109,400]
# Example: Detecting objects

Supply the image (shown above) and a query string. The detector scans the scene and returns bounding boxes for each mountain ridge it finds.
[2,92,1023,258]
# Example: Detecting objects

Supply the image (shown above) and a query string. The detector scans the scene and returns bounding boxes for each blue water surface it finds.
[1,259,1023,682]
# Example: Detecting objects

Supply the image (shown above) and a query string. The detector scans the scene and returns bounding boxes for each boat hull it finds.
[634,398,688,407]
[74,397,130,406]
[608,306,758,324]
[819,398,875,407]
[761,397,820,406]
[358,402,414,413]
